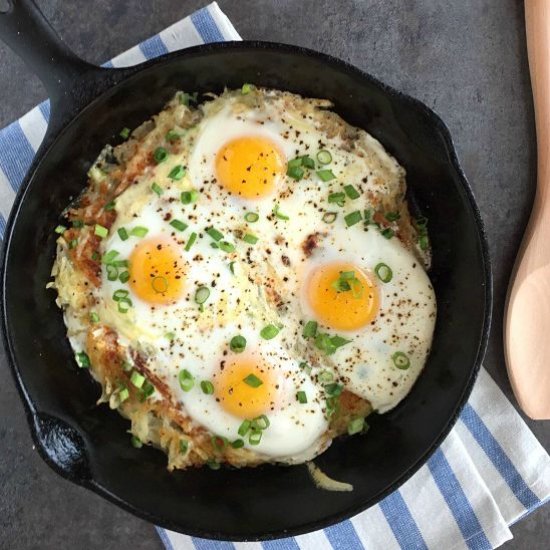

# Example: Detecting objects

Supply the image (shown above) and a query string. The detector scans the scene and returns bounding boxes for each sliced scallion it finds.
[296,391,307,404]
[206,227,223,241]
[273,204,289,220]
[419,234,429,250]
[316,150,332,165]
[374,263,393,283]
[195,286,210,305]
[94,224,108,238]
[243,373,263,388]
[211,435,228,451]
[230,335,246,353]
[180,439,189,454]
[238,419,251,437]
[260,324,280,340]
[241,83,253,94]
[231,438,245,449]
[178,369,195,391]
[218,241,236,253]
[244,212,259,223]
[131,435,142,448]
[89,312,99,323]
[181,189,198,204]
[152,276,168,293]
[316,169,336,182]
[207,459,220,470]
[153,147,168,164]
[168,165,186,180]
[104,200,116,211]
[252,415,270,430]
[130,370,145,389]
[184,232,197,251]
[322,212,338,224]
[151,182,163,196]
[130,226,148,238]
[328,192,346,207]
[119,271,130,283]
[301,155,315,169]
[169,219,188,232]
[324,382,344,397]
[380,227,395,239]
[55,225,67,234]
[117,227,129,241]
[385,211,400,222]
[75,351,90,369]
[344,210,362,227]
[348,417,365,435]
[299,361,312,374]
[249,430,262,445]
[392,351,410,370]
[165,129,181,142]
[302,320,318,338]
[287,164,304,181]
[242,233,258,245]
[201,380,214,395]
[344,184,360,200]
[120,127,130,139]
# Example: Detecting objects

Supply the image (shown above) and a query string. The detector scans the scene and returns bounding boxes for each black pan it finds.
[0,0,492,541]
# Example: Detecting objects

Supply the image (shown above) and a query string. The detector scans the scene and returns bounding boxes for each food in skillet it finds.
[50,86,436,470]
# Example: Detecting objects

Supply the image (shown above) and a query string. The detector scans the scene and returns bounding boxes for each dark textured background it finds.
[0,0,548,548]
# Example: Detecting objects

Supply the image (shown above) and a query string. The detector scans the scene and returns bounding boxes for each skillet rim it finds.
[0,40,493,540]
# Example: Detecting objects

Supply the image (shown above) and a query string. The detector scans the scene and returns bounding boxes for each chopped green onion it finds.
[380,227,395,239]
[117,298,132,313]
[242,233,258,245]
[141,380,155,399]
[179,91,198,106]
[243,373,263,388]
[385,211,400,222]
[91,251,101,261]
[152,276,168,293]
[296,391,308,404]
[120,127,131,139]
[260,324,280,340]
[301,155,315,169]
[287,165,304,181]
[118,387,130,403]
[315,333,352,355]
[68,239,78,249]
[89,312,100,323]
[181,189,199,204]
[231,438,245,449]
[121,361,132,372]
[206,227,223,241]
[229,261,236,274]
[325,396,340,418]
[130,226,148,238]
[94,224,108,238]
[324,383,344,397]
[168,165,186,180]
[322,212,338,224]
[344,210,362,227]
[318,370,334,383]
[119,271,130,283]
[316,169,336,182]
[374,263,393,283]
[419,234,429,250]
[241,83,253,94]
[201,380,214,395]
[287,157,302,168]
[165,129,181,142]
[252,415,270,430]
[244,212,259,223]
[316,150,332,165]
[165,332,175,341]
[151,182,163,196]
[218,240,236,253]
[302,320,318,338]
[348,417,365,435]
[72,219,84,228]
[249,430,262,445]
[331,335,353,349]
[104,200,116,211]
[178,369,195,391]
[102,250,119,264]
[230,335,246,353]
[54,225,66,234]
[392,351,411,370]
[117,227,129,241]
[211,435,228,451]
[179,439,189,454]
[130,370,146,389]
[131,435,142,448]
[113,289,129,301]
[273,204,289,220]
[328,192,346,207]
[195,286,210,305]
[344,184,360,200]
[299,361,312,374]
[331,270,364,297]
[169,219,188,232]
[238,419,252,437]
[153,147,168,164]
[207,459,220,470]
[75,351,90,369]
[185,232,197,251]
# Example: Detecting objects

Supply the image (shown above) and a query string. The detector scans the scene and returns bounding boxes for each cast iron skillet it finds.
[0,0,492,541]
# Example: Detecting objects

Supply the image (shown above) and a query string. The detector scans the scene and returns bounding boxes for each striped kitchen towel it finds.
[0,3,548,549]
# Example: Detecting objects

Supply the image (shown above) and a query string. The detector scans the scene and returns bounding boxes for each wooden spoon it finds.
[504,0,550,420]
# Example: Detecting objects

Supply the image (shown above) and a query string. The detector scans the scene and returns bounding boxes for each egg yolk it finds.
[215,136,285,199]
[307,262,379,331]
[128,237,185,305]
[214,356,278,418]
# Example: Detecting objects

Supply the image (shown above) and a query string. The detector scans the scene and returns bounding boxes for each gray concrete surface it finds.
[0,0,548,548]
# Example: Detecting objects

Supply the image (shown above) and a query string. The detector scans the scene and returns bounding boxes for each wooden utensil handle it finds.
[526,0,550,206]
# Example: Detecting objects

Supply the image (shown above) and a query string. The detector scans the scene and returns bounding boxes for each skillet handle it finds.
[0,0,98,102]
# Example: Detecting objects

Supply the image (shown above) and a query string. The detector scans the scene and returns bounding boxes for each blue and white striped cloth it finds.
[1,4,548,549]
